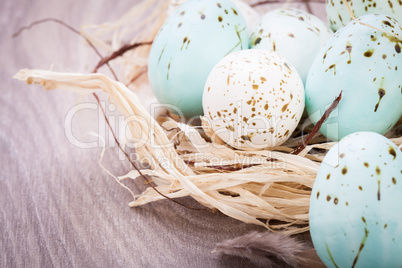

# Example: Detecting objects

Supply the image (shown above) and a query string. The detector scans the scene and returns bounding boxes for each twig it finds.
[93,41,152,73]
[12,17,118,80]
[291,91,342,155]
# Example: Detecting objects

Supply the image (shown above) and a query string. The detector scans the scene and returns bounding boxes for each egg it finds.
[202,49,304,149]
[148,0,249,118]
[167,0,259,32]
[250,8,333,84]
[305,14,402,141]
[309,131,402,268]
[327,0,402,31]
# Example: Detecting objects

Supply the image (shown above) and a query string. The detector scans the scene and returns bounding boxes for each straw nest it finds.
[14,0,402,235]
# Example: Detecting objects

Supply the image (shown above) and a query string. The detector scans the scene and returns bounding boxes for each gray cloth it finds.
[0,0,324,267]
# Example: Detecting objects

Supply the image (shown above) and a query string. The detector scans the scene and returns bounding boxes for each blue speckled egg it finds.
[250,8,333,84]
[326,0,402,31]
[310,131,402,268]
[148,0,249,118]
[305,14,402,141]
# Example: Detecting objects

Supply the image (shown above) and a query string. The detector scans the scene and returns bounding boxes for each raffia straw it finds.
[14,69,327,235]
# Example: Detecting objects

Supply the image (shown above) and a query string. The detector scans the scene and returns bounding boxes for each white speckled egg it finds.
[305,14,402,141]
[310,131,402,268]
[250,8,333,84]
[327,0,402,31]
[148,0,249,118]
[202,49,304,149]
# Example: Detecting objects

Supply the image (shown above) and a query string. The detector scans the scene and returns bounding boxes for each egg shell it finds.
[310,132,402,268]
[167,0,259,33]
[327,0,402,31]
[305,14,402,141]
[250,8,333,84]
[202,49,304,149]
[148,0,249,118]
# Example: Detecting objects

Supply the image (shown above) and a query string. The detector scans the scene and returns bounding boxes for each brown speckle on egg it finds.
[364,162,369,168]
[383,20,393,27]
[395,44,401,53]
[334,198,339,205]
[342,166,348,175]
[241,135,251,141]
[364,49,374,57]
[374,88,386,112]
[376,166,381,175]
[388,146,396,159]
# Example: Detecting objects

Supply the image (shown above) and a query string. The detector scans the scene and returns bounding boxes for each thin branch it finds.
[94,41,152,73]
[13,18,103,60]
[291,91,342,155]
[12,17,119,80]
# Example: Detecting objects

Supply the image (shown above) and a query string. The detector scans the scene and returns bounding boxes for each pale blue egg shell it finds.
[326,0,402,31]
[305,14,402,141]
[250,8,333,85]
[310,132,402,268]
[148,0,249,118]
